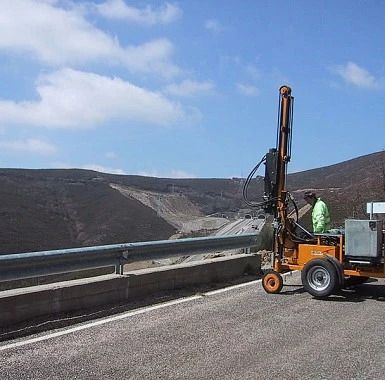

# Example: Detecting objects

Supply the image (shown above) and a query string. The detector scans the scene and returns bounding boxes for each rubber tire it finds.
[262,270,284,294]
[301,259,338,298]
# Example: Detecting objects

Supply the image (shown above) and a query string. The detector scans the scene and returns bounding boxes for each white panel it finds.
[366,202,385,214]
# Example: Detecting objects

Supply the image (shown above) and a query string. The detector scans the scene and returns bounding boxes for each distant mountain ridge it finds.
[0,150,384,254]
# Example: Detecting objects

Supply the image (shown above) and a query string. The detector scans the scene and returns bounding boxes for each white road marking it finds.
[205,279,262,296]
[0,279,264,352]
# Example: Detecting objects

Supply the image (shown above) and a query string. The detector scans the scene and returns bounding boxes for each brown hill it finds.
[0,151,384,254]
[287,151,385,229]
[0,170,176,254]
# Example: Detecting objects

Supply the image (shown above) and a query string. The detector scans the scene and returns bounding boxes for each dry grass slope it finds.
[0,150,384,254]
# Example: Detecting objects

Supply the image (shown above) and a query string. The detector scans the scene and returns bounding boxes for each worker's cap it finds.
[304,191,316,199]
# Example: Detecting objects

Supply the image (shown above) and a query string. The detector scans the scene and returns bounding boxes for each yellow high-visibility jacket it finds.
[312,198,331,233]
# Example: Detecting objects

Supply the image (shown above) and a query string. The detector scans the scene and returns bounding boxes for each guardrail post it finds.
[115,264,123,275]
[115,250,129,275]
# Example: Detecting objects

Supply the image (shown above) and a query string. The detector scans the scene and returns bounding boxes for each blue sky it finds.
[0,0,384,178]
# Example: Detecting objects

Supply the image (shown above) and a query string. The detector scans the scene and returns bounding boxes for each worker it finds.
[303,191,331,233]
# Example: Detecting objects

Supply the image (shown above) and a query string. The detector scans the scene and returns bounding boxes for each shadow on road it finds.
[279,285,306,295]
[329,281,385,303]
[278,278,385,303]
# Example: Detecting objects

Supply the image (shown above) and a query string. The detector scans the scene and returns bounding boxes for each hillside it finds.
[0,150,384,254]
[287,151,385,229]
[0,170,176,254]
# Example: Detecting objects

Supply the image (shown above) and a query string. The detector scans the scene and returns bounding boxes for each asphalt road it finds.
[1,272,385,380]
[183,218,262,263]
[215,218,262,236]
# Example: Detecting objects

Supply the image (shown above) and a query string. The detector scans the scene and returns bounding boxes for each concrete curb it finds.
[0,254,261,327]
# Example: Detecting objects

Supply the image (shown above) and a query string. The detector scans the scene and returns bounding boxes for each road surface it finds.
[182,218,263,263]
[2,272,385,379]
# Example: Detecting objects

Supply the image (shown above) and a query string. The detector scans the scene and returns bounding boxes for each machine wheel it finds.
[301,259,338,298]
[262,270,284,294]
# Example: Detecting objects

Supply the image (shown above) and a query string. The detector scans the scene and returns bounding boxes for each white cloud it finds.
[204,19,223,33]
[52,162,197,177]
[0,0,181,77]
[82,164,126,175]
[123,38,181,78]
[137,169,196,178]
[0,68,190,129]
[245,65,261,81]
[332,62,379,89]
[105,151,117,159]
[164,79,215,97]
[96,0,182,25]
[221,55,241,65]
[52,161,127,175]
[236,83,259,96]
[0,138,57,155]
[271,68,289,86]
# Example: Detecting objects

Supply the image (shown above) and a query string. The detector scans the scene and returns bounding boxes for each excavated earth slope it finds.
[110,183,229,235]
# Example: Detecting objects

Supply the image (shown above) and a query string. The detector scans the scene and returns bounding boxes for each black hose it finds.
[242,155,266,207]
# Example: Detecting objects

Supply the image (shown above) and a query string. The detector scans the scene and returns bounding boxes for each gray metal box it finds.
[345,219,383,258]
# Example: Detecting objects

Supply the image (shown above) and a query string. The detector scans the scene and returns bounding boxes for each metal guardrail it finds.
[0,233,258,282]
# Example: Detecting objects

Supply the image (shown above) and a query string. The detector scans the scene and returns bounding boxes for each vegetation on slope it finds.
[0,150,383,254]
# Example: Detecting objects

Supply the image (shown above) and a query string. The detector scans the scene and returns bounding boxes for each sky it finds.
[0,0,384,178]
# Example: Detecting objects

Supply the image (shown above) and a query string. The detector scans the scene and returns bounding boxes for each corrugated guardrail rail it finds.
[0,233,258,282]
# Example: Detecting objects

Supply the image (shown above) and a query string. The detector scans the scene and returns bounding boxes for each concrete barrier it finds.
[0,254,261,328]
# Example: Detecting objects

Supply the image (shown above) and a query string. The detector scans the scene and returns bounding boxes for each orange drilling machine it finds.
[244,85,385,298]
